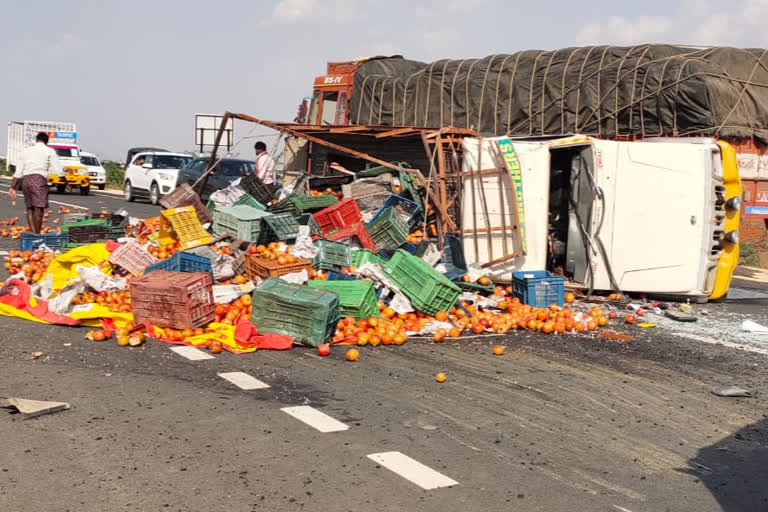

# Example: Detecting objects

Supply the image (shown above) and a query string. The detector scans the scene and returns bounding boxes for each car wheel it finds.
[56,184,66,194]
[80,185,90,196]
[149,182,160,205]
[98,184,105,190]
[124,181,135,202]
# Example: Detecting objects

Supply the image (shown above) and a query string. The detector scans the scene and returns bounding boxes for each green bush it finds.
[739,241,759,267]
[0,158,7,176]
[103,161,124,188]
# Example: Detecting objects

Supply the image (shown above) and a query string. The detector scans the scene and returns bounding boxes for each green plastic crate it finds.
[289,194,339,213]
[351,249,386,267]
[308,279,378,320]
[63,242,90,250]
[260,213,300,243]
[60,219,107,232]
[457,280,495,295]
[383,249,461,315]
[212,205,271,242]
[105,225,126,240]
[295,213,321,236]
[312,239,351,270]
[366,206,409,251]
[235,193,266,211]
[251,278,340,347]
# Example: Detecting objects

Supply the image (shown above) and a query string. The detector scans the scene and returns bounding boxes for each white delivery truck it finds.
[7,120,91,194]
[460,135,741,302]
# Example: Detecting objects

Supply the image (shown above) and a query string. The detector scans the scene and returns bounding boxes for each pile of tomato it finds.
[3,250,57,282]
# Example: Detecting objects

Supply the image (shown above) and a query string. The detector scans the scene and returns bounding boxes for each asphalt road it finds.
[1,184,767,512]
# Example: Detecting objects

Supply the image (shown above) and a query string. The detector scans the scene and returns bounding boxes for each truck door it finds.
[595,140,717,296]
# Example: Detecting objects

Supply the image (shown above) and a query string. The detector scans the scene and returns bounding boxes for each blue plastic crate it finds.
[442,234,467,281]
[377,242,418,260]
[512,270,565,308]
[144,251,214,281]
[369,194,422,230]
[326,270,359,281]
[19,232,68,251]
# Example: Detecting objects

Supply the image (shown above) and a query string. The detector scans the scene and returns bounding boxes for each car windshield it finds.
[80,156,100,166]
[219,160,254,175]
[54,147,79,159]
[154,155,192,169]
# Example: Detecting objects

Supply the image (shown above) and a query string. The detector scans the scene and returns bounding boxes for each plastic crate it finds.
[260,213,300,243]
[19,232,68,251]
[68,224,107,243]
[289,194,339,214]
[144,251,214,281]
[313,198,362,234]
[131,270,215,329]
[442,234,468,281]
[240,174,275,205]
[295,213,321,236]
[244,253,312,279]
[324,223,377,252]
[60,219,107,232]
[161,206,212,249]
[458,280,496,295]
[159,183,213,225]
[312,239,351,270]
[251,278,339,347]
[184,244,218,263]
[308,279,378,320]
[59,212,89,224]
[235,193,266,211]
[212,205,271,242]
[108,239,158,275]
[383,249,461,315]
[370,194,422,230]
[366,206,409,251]
[90,213,128,227]
[512,271,565,308]
[105,225,126,240]
[377,242,418,260]
[266,197,297,215]
[351,249,386,268]
[326,270,359,281]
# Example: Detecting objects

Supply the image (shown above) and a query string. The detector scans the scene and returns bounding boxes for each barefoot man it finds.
[9,132,62,233]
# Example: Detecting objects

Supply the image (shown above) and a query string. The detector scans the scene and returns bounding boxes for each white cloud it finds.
[267,0,368,24]
[576,0,768,47]
[46,33,85,57]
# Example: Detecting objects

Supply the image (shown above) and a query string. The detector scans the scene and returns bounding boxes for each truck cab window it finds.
[321,92,338,125]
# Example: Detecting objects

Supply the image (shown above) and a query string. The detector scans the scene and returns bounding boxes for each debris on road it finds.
[742,319,768,334]
[1,397,70,419]
[22,351,45,360]
[665,310,698,323]
[712,386,753,398]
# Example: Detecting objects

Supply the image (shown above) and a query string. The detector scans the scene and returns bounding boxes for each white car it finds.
[80,151,106,190]
[123,151,193,204]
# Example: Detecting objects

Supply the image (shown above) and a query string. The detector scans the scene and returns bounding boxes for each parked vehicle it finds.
[7,120,91,195]
[177,157,254,201]
[123,152,193,204]
[80,151,106,190]
[124,147,168,171]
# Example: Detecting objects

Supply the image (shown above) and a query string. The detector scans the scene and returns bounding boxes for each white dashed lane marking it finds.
[217,372,270,390]
[367,452,458,490]
[280,406,349,433]
[169,346,215,361]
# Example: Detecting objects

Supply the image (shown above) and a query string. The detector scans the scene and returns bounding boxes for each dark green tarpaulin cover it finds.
[350,46,768,143]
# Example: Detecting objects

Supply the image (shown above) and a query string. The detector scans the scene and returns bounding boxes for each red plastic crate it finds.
[324,223,377,252]
[313,198,362,234]
[130,270,215,329]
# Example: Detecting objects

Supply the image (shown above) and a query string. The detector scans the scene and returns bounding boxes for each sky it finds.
[2,0,767,162]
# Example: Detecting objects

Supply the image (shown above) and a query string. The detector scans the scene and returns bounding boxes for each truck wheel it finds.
[149,182,160,205]
[56,184,66,194]
[80,185,90,196]
[98,184,105,190]
[124,181,135,202]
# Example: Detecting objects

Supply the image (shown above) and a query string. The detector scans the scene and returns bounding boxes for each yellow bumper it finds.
[709,141,741,300]
[49,172,90,188]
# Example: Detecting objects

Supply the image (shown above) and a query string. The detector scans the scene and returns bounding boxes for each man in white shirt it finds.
[9,132,62,233]
[254,141,277,191]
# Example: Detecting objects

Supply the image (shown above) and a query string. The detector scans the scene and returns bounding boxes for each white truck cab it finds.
[80,151,106,190]
[123,151,193,204]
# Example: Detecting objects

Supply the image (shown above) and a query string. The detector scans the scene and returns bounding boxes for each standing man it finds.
[9,132,62,234]
[254,141,278,191]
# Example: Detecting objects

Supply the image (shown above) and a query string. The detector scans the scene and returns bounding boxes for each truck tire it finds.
[149,182,160,205]
[80,185,90,196]
[124,181,135,202]
[56,184,66,194]
[98,184,105,190]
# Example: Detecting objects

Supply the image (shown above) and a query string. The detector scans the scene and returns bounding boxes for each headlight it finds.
[158,174,173,181]
[725,196,741,211]
[724,230,739,244]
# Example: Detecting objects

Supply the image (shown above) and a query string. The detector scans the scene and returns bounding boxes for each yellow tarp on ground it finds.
[43,243,111,290]
[152,323,258,354]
